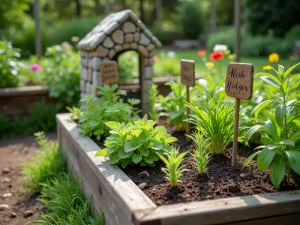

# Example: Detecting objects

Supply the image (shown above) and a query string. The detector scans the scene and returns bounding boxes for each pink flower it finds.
[30,63,41,71]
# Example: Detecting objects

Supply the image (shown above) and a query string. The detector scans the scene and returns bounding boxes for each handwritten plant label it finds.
[100,61,119,84]
[181,60,195,87]
[225,63,254,100]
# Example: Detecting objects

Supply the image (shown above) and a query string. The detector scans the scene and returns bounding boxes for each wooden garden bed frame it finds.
[57,113,300,225]
[0,86,54,116]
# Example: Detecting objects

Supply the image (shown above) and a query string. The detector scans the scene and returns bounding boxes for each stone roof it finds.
[78,10,162,51]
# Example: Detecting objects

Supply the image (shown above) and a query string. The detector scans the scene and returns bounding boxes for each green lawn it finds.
[156,49,299,75]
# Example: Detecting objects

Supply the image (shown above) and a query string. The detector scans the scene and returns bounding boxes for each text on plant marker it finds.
[225,63,254,100]
[100,61,119,84]
[181,60,195,87]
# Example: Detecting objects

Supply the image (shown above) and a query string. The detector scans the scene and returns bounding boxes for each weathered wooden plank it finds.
[0,86,49,96]
[57,113,156,225]
[136,191,300,225]
[224,212,300,225]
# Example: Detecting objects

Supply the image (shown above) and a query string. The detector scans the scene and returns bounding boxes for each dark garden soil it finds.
[0,134,56,225]
[121,117,300,206]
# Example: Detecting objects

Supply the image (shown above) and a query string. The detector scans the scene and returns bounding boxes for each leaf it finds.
[141,149,150,157]
[243,151,261,167]
[260,76,280,88]
[132,154,142,164]
[128,98,141,105]
[165,136,178,144]
[270,156,286,189]
[95,148,108,157]
[278,64,285,76]
[105,121,121,131]
[257,149,276,172]
[108,153,120,164]
[261,136,274,145]
[118,149,132,159]
[124,141,141,153]
[275,105,286,127]
[286,151,300,174]
[279,140,295,147]
[151,140,163,151]
[244,125,265,142]
[251,100,273,117]
[284,63,300,77]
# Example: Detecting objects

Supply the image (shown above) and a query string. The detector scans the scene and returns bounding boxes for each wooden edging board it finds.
[57,113,300,225]
[0,86,49,97]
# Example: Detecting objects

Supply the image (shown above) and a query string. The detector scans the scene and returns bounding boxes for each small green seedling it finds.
[187,131,211,175]
[156,148,188,187]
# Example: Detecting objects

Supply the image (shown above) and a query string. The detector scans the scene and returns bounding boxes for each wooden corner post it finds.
[181,60,195,135]
[225,63,254,166]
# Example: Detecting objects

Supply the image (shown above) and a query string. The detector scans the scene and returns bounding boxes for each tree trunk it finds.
[210,0,216,33]
[155,0,161,26]
[234,0,241,62]
[105,0,110,15]
[139,0,145,22]
[75,0,81,18]
[34,0,42,58]
[94,0,101,14]
[121,0,127,9]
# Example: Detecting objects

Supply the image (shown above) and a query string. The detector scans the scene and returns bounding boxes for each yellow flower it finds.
[225,50,231,55]
[206,62,214,68]
[269,53,279,63]
[228,54,236,60]
[263,65,272,70]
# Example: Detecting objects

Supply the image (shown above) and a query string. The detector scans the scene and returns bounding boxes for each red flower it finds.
[210,51,224,61]
[197,50,206,56]
[153,55,158,62]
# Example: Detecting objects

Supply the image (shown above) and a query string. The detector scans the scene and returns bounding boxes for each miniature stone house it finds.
[78,10,162,113]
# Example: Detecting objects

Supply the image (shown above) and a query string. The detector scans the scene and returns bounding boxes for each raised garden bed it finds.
[57,113,300,225]
[0,86,56,116]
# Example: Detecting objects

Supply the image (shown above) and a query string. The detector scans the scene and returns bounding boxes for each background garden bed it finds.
[57,113,300,225]
[0,86,56,116]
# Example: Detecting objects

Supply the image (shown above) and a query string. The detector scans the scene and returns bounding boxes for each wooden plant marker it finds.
[181,60,195,135]
[225,62,254,166]
[99,61,119,85]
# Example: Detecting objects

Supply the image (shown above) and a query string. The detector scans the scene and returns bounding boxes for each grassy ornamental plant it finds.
[95,115,177,168]
[156,148,188,187]
[244,63,300,188]
[187,131,211,175]
[79,84,140,140]
[188,98,234,154]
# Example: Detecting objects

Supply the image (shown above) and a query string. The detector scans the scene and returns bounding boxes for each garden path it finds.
[0,133,56,225]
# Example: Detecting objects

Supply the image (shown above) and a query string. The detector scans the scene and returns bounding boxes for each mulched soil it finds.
[0,134,56,225]
[121,118,300,206]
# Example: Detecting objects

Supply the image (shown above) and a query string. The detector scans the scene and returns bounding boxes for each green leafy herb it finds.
[244,63,300,188]
[95,115,177,168]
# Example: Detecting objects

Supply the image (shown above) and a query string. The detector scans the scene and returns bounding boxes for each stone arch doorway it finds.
[78,9,161,114]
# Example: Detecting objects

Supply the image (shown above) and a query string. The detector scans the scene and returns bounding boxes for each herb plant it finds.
[187,131,211,175]
[188,98,234,154]
[79,85,140,140]
[147,84,159,120]
[159,81,187,131]
[156,148,188,187]
[66,106,82,121]
[95,115,177,168]
[244,64,300,188]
